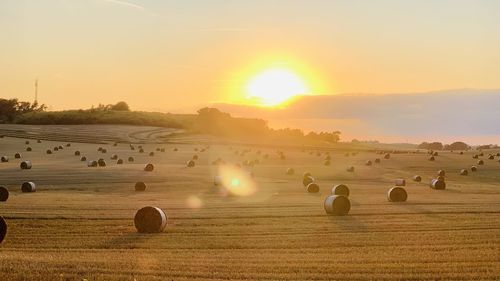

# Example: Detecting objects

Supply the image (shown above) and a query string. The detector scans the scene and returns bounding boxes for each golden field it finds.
[0,125,499,280]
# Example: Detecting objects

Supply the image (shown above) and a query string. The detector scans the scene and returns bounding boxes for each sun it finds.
[245,68,309,106]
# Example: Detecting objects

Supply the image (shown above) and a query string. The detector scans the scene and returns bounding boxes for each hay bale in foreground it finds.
[471,166,477,172]
[117,159,123,164]
[324,160,331,166]
[478,160,484,165]
[144,163,154,171]
[87,160,98,167]
[21,182,36,192]
[26,147,32,152]
[192,154,199,160]
[384,153,391,159]
[134,206,167,233]
[66,143,71,147]
[430,178,446,190]
[374,158,381,164]
[460,169,468,176]
[25,140,30,145]
[128,156,135,162]
[0,216,6,244]
[306,183,320,193]
[387,187,407,202]
[37,139,41,143]
[1,156,9,163]
[332,184,349,197]
[472,154,479,159]
[97,159,106,167]
[286,168,295,175]
[324,195,350,215]
[346,166,355,172]
[80,156,87,161]
[135,182,147,191]
[187,160,195,167]
[74,151,80,156]
[365,160,372,166]
[46,149,52,154]
[413,175,422,182]
[14,153,21,159]
[149,152,154,157]
[303,175,314,187]
[111,154,118,160]
[20,160,32,170]
[53,147,59,151]
[394,179,406,186]
[0,186,9,202]
[428,156,435,161]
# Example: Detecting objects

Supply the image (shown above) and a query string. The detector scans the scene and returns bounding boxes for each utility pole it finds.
[34,78,38,104]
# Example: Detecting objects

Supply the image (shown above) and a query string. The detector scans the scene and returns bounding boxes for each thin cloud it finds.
[104,0,145,10]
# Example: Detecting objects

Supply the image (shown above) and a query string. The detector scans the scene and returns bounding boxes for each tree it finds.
[444,141,469,151]
[111,101,130,111]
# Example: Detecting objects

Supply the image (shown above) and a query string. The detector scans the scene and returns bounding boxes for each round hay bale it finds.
[488,155,494,160]
[374,158,381,163]
[25,140,30,145]
[1,156,9,162]
[111,154,118,160]
[14,153,21,159]
[74,151,80,156]
[113,143,118,147]
[437,175,445,182]
[135,182,147,191]
[46,149,52,154]
[471,165,477,171]
[302,175,314,187]
[324,160,331,166]
[365,160,372,166]
[0,186,9,202]
[144,163,154,171]
[149,152,154,157]
[479,152,484,156]
[134,206,167,233]
[97,159,106,167]
[37,139,41,143]
[430,178,446,190]
[286,168,295,175]
[187,160,195,167]
[303,172,312,178]
[87,160,98,167]
[117,159,123,164]
[413,175,422,182]
[332,184,349,197]
[325,155,331,161]
[384,153,391,159]
[66,143,71,147]
[98,147,103,152]
[460,169,468,176]
[173,148,178,151]
[472,154,479,159]
[0,216,6,244]
[428,156,435,161]
[156,148,161,152]
[437,170,445,177]
[160,148,165,152]
[346,166,355,172]
[387,187,407,202]
[139,148,144,153]
[20,160,32,170]
[128,156,135,162]
[101,148,107,154]
[324,195,350,215]
[26,147,32,152]
[80,156,87,161]
[192,154,199,160]
[53,147,59,151]
[58,145,63,150]
[394,179,406,186]
[477,160,484,165]
[306,183,319,193]
[21,182,36,192]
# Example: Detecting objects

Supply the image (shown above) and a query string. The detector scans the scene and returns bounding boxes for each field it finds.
[0,125,499,280]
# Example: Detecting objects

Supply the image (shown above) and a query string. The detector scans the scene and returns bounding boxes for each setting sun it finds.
[245,68,309,106]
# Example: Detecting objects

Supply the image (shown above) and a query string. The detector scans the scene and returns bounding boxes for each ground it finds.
[0,125,498,280]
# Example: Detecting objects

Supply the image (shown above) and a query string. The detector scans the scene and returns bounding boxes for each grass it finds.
[0,125,499,280]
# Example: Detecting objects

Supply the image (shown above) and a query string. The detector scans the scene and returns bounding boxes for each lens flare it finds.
[217,165,257,196]
[186,195,203,209]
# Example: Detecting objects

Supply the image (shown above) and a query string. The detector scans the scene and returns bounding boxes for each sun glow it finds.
[245,68,309,106]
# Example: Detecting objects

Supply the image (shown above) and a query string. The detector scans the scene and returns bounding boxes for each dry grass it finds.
[0,125,499,280]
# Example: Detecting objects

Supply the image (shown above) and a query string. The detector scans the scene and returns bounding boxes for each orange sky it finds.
[1,0,500,112]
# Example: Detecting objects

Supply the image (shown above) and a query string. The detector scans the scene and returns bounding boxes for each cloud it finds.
[104,0,145,10]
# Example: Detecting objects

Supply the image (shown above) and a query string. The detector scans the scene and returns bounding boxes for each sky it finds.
[1,0,500,144]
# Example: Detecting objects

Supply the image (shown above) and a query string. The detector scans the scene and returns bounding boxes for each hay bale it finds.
[111,154,118,160]
[306,183,320,193]
[187,160,195,167]
[98,147,103,152]
[0,186,9,202]
[192,154,199,160]
[53,147,59,151]
[134,206,167,233]
[325,155,331,161]
[332,184,349,197]
[135,182,147,191]
[20,160,32,170]
[26,147,32,152]
[37,139,41,143]
[0,216,6,244]
[74,151,80,156]
[459,151,464,155]
[477,160,484,165]
[25,140,30,145]
[387,187,407,202]
[324,195,350,215]
[471,165,477,172]
[324,160,331,166]
[97,159,106,167]
[303,175,314,187]
[303,172,312,178]
[144,163,154,171]
[14,153,21,159]
[1,156,9,162]
[365,160,372,166]
[46,149,52,154]
[430,178,446,190]
[173,148,178,151]
[128,157,135,162]
[428,156,435,161]
[160,148,165,152]
[460,169,468,176]
[113,143,118,147]
[437,175,445,182]
[374,158,381,163]
[87,160,98,167]
[394,179,406,186]
[101,148,107,154]
[117,159,123,164]
[149,152,154,157]
[437,170,445,177]
[384,153,390,159]
[21,182,36,192]
[488,155,494,160]
[66,143,71,147]
[139,148,144,153]
[346,166,355,172]
[472,154,479,159]
[413,175,422,182]
[80,156,87,161]
[286,168,295,175]
[58,145,63,150]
